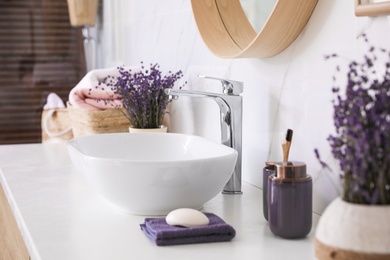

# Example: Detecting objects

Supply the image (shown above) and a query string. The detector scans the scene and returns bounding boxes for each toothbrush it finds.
[282,129,293,162]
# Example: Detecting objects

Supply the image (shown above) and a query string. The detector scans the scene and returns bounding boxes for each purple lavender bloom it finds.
[315,34,390,205]
[95,62,185,129]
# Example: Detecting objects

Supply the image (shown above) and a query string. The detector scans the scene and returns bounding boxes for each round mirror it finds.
[191,0,318,58]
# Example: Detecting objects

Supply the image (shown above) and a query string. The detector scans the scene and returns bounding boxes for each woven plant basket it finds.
[67,0,98,27]
[67,102,130,137]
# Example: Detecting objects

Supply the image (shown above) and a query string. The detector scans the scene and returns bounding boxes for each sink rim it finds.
[67,132,238,163]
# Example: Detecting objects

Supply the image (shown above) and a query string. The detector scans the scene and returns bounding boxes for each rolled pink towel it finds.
[69,67,138,110]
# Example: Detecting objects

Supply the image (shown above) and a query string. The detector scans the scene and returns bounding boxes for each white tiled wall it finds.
[95,0,390,214]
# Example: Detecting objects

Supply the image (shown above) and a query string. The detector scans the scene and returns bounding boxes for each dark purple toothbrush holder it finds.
[262,164,275,221]
[264,161,312,239]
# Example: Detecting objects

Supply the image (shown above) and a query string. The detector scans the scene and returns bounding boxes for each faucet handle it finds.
[198,75,243,95]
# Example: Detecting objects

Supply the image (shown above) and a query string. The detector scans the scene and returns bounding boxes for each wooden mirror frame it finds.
[191,0,318,58]
[355,0,390,16]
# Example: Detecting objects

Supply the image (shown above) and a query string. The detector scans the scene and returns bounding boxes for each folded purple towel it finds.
[140,212,236,246]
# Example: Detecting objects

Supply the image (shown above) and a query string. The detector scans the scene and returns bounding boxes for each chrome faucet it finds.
[165,75,243,194]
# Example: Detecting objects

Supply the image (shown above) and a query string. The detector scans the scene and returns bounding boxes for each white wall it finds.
[96,0,390,214]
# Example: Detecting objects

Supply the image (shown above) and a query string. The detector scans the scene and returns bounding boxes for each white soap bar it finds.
[166,208,209,227]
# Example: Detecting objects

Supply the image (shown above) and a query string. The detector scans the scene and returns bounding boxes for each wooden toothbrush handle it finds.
[282,142,291,162]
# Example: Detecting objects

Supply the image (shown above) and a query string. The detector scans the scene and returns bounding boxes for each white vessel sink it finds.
[67,133,237,215]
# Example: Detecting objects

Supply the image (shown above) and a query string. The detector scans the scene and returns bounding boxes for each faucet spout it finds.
[164,76,243,194]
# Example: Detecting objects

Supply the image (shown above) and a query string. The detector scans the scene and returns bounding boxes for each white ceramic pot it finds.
[129,125,168,133]
[315,197,390,260]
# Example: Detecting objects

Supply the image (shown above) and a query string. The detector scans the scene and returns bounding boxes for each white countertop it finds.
[0,143,319,260]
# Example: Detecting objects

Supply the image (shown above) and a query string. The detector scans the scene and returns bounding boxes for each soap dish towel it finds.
[140,212,236,246]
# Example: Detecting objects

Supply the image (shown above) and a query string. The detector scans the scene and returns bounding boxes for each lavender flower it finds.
[317,34,390,205]
[99,62,184,129]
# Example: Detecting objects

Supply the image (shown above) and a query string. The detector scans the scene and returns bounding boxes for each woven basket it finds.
[41,108,74,143]
[67,102,130,137]
[67,0,98,27]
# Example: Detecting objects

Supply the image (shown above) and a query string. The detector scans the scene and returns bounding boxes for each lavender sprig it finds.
[98,62,184,129]
[317,34,390,205]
